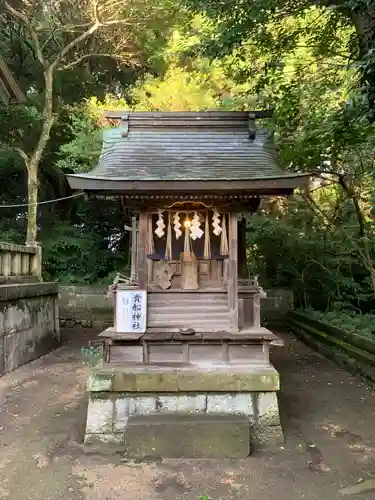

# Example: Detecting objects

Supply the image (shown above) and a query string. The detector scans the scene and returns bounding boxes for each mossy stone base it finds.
[88,364,280,393]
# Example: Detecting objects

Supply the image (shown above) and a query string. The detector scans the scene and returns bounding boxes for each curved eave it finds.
[66,173,309,195]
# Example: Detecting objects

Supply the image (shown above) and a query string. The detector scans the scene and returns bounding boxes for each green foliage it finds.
[0,0,374,315]
[307,309,375,337]
[81,345,103,367]
[182,0,375,117]
[246,195,374,313]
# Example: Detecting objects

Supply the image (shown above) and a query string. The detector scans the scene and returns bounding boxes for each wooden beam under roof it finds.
[0,56,25,105]
[102,110,274,121]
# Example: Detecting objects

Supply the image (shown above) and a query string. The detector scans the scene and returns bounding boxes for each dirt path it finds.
[1,329,375,500]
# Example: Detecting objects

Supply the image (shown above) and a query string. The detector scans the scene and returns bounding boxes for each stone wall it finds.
[261,289,294,323]
[0,282,59,375]
[59,285,114,329]
[59,285,293,329]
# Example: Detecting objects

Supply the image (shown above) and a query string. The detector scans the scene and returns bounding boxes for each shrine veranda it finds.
[67,111,308,457]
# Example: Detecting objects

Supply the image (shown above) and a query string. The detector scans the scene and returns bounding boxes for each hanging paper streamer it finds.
[147,215,155,254]
[190,212,204,240]
[173,212,182,239]
[165,212,172,260]
[203,212,211,259]
[212,209,222,236]
[220,214,229,255]
[183,215,192,254]
[154,210,165,238]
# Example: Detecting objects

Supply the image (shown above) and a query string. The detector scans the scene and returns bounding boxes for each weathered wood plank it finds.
[147,291,230,331]
[137,210,148,288]
[238,217,247,278]
[130,215,138,281]
[109,344,144,363]
[228,213,239,332]
[253,293,261,328]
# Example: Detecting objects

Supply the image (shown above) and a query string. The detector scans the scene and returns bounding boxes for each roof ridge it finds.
[104,110,273,121]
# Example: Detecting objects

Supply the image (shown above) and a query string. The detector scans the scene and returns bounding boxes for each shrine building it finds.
[67,111,309,457]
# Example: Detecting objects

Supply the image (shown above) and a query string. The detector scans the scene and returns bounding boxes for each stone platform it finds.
[99,326,283,364]
[84,362,284,456]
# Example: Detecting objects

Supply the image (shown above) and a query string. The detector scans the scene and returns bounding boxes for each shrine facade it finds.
[67,111,308,457]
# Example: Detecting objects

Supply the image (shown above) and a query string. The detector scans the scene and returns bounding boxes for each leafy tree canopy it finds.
[0,0,374,313]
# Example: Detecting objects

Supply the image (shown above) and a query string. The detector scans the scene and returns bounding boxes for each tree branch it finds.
[13,146,29,166]
[58,52,131,70]
[49,21,100,71]
[300,191,333,226]
[338,174,366,237]
[3,0,46,67]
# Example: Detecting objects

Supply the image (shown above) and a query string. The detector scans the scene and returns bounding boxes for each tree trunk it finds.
[25,161,38,246]
[349,6,375,112]
[362,237,375,300]
[25,68,55,245]
[338,175,375,299]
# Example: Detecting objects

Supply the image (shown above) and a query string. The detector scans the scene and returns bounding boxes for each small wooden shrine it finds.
[67,111,308,457]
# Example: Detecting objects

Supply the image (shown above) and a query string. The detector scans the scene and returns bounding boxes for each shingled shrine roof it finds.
[66,111,308,195]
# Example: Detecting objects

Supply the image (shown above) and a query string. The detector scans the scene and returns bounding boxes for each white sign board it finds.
[116,290,147,333]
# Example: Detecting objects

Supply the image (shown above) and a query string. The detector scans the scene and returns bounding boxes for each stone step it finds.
[125,413,251,459]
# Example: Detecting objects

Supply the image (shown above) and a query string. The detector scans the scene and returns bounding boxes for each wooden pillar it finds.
[137,210,148,289]
[147,214,153,283]
[130,215,139,282]
[253,292,261,328]
[228,212,239,332]
[238,217,247,279]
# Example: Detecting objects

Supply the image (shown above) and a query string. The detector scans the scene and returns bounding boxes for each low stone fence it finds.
[59,285,114,329]
[0,242,42,283]
[59,285,293,329]
[261,289,293,324]
[287,310,375,382]
[0,282,59,375]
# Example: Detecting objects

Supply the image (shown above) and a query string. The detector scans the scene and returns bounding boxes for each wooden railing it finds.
[0,242,42,283]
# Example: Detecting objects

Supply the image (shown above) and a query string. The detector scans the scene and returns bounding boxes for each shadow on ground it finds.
[0,328,375,499]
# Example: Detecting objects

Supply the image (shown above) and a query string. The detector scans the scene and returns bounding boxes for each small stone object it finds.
[178,328,196,335]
